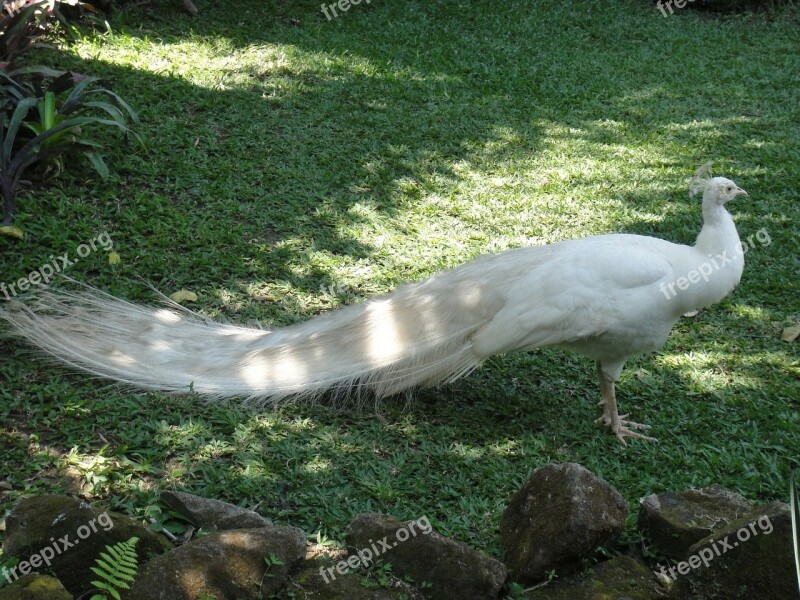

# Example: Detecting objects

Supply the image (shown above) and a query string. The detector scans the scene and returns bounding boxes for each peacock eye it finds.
[726,186,733,192]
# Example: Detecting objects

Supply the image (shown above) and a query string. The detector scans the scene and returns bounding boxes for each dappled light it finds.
[0,4,797,592]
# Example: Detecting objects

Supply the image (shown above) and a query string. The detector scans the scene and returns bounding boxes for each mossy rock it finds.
[638,484,750,559]
[160,491,272,530]
[672,501,794,599]
[346,513,507,600]
[2,495,172,597]
[0,574,72,600]
[127,526,306,600]
[280,557,420,599]
[501,463,628,583]
[524,555,667,599]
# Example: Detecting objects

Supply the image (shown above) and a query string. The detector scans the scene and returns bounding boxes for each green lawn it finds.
[1,0,799,583]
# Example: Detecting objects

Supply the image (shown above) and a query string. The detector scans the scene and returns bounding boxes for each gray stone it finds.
[638,484,750,559]
[2,495,171,596]
[282,557,422,599]
[345,513,507,600]
[161,490,272,530]
[500,462,628,583]
[671,501,794,599]
[523,555,667,599]
[127,526,306,600]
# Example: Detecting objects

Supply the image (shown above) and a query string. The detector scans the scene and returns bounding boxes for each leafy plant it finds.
[0,1,44,64]
[1,1,102,65]
[360,561,394,589]
[791,469,800,593]
[258,552,285,593]
[87,536,139,600]
[0,556,20,589]
[0,66,139,224]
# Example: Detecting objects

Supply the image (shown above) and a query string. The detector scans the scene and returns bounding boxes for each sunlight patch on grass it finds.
[1,0,797,570]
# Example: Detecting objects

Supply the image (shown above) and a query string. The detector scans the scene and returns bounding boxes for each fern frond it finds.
[89,536,140,600]
[790,470,800,593]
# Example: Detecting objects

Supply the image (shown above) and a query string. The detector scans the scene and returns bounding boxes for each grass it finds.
[1,0,799,589]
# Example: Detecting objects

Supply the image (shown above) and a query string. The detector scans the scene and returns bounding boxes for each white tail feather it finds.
[0,250,540,402]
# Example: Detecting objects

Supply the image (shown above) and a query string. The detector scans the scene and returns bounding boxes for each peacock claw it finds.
[618,417,650,430]
[595,409,656,444]
[612,419,657,446]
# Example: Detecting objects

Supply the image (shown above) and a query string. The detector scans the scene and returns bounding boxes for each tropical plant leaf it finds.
[81,100,129,128]
[59,74,99,111]
[0,2,47,62]
[0,64,138,224]
[87,87,140,124]
[2,96,35,161]
[84,150,108,179]
[8,65,67,79]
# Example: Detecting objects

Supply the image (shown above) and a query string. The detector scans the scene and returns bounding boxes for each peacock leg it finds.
[594,361,656,445]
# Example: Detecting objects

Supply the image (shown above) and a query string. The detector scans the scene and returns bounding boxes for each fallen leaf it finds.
[781,325,800,342]
[170,289,198,304]
[0,225,24,240]
[108,251,121,265]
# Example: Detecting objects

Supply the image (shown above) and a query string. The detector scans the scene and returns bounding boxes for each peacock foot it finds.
[608,417,657,446]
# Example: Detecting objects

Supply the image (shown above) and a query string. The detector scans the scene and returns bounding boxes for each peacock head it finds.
[704,177,748,205]
[689,163,748,206]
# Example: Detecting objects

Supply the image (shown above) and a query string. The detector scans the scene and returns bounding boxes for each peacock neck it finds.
[695,202,740,256]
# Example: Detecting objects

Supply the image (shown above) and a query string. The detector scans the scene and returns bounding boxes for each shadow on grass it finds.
[0,0,797,543]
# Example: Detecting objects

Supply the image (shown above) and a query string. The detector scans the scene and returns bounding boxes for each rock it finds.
[161,491,272,530]
[282,557,421,599]
[0,574,72,600]
[2,495,171,596]
[500,463,628,583]
[671,501,794,599]
[638,484,750,559]
[127,526,306,600]
[523,555,666,599]
[345,513,506,600]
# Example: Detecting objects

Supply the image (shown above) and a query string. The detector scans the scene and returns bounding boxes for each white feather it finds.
[0,175,747,418]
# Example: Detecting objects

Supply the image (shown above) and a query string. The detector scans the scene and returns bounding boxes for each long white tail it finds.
[0,255,525,402]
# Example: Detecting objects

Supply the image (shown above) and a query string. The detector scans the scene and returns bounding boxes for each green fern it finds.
[88,536,139,600]
[791,470,800,594]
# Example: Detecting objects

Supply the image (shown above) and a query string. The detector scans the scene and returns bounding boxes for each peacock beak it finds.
[734,187,748,197]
